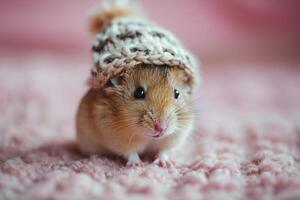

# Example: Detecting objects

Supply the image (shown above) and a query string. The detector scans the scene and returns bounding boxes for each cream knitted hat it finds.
[88,1,200,93]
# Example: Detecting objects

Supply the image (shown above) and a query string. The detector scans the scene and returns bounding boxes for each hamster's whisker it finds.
[175,126,190,133]
[177,118,194,122]
[127,131,137,149]
[177,113,194,118]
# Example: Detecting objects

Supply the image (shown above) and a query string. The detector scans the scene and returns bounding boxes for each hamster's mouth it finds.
[148,130,166,139]
[151,132,164,138]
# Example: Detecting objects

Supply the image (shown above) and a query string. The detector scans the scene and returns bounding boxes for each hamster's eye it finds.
[174,89,180,99]
[134,87,146,99]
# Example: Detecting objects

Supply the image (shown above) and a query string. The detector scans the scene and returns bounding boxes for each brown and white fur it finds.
[76,65,194,167]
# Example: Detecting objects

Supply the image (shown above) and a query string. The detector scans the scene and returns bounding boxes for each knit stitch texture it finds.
[89,17,200,91]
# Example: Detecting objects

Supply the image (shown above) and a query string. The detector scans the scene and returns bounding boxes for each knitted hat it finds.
[88,1,200,93]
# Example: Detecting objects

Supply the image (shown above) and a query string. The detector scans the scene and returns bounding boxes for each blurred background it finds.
[1,0,300,63]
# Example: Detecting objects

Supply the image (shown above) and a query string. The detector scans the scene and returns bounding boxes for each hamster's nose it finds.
[153,119,168,134]
[154,123,163,133]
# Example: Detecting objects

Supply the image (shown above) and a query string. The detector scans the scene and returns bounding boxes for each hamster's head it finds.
[104,65,194,139]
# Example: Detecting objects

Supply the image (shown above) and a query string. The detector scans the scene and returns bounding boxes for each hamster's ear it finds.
[183,82,191,94]
[103,75,123,95]
[105,76,122,87]
[181,74,192,94]
[110,76,122,86]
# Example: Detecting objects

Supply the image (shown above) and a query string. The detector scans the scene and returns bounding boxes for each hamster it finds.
[76,65,195,167]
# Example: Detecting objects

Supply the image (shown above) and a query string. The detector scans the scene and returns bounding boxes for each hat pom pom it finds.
[89,0,142,34]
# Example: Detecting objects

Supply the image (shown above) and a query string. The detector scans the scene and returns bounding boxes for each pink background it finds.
[1,0,300,64]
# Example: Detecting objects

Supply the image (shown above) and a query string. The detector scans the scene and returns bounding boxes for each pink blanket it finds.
[1,52,299,200]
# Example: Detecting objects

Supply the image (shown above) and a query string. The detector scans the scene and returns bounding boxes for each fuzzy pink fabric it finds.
[0,53,300,200]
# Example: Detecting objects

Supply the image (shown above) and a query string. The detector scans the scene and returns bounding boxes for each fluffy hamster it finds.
[76,65,195,166]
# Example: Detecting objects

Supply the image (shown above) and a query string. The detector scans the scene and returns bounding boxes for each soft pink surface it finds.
[0,53,300,200]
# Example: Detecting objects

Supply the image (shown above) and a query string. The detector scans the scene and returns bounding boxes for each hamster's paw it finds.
[154,158,174,168]
[126,152,144,167]
[153,152,175,168]
[126,160,144,167]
